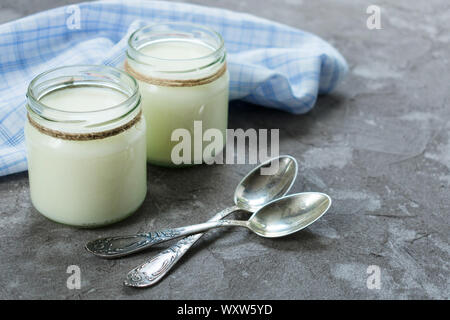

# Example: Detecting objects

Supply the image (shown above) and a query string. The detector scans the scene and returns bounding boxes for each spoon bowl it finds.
[234,155,298,211]
[247,192,332,238]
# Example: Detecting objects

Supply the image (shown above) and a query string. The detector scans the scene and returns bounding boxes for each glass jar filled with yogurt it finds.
[126,22,229,166]
[25,65,147,227]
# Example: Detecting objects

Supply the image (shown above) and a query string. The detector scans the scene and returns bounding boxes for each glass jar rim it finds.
[26,64,141,133]
[126,22,225,72]
[27,64,139,115]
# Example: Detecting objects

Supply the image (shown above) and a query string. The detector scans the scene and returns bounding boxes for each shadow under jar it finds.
[125,22,229,166]
[25,65,147,227]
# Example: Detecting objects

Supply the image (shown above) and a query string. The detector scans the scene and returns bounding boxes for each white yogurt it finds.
[39,86,128,112]
[25,66,147,227]
[127,24,229,166]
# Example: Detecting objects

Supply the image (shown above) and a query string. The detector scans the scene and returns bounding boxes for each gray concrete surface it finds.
[0,0,449,300]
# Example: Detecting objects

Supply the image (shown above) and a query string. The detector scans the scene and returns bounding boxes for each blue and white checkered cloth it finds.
[0,0,347,176]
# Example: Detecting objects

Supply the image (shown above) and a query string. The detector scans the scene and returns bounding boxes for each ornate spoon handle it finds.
[86,231,181,259]
[124,205,241,287]
[86,206,241,258]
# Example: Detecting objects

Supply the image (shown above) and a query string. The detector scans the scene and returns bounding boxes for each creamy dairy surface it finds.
[130,39,229,165]
[40,86,128,112]
[139,40,214,60]
[26,86,147,227]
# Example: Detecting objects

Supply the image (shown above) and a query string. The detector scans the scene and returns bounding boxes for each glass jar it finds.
[25,65,147,227]
[126,22,229,166]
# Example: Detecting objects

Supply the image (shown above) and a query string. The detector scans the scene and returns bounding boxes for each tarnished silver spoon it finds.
[124,192,331,288]
[86,155,298,259]
[129,192,331,241]
[126,192,331,287]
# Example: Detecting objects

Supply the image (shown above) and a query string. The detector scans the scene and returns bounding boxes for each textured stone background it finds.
[0,0,449,299]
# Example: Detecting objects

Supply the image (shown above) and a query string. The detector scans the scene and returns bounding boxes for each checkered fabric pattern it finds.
[0,0,347,176]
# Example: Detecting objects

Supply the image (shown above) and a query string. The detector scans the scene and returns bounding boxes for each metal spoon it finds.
[124,192,330,288]
[86,155,298,259]
[127,192,332,241]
